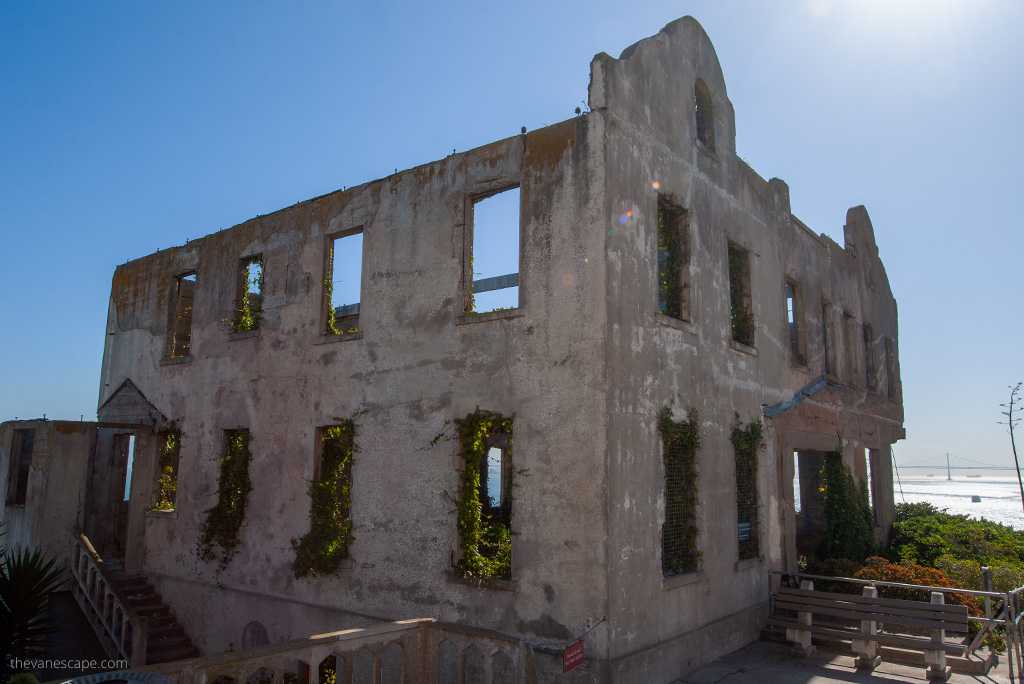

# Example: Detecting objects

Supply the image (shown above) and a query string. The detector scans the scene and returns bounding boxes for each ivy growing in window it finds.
[198,429,253,571]
[231,256,262,333]
[657,196,690,320]
[152,425,180,511]
[449,409,515,580]
[732,415,764,560]
[658,405,701,575]
[291,421,356,578]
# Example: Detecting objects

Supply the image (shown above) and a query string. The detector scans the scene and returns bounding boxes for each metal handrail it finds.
[770,570,1005,599]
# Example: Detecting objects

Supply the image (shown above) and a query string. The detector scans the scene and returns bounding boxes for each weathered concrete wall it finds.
[0,420,92,562]
[97,116,614,665]
[587,16,903,682]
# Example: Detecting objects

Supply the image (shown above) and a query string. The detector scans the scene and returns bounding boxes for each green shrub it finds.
[887,502,1024,569]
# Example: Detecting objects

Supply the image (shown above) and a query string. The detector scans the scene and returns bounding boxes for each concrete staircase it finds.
[111,571,200,665]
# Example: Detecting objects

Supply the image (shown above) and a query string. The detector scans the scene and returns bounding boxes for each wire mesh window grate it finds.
[659,406,701,576]
[736,443,759,560]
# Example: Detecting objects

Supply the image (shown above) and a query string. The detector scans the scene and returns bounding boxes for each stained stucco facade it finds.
[2,16,903,683]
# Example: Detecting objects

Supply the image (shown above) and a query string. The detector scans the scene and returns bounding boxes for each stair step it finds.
[133,603,171,618]
[103,569,199,665]
[147,614,177,630]
[149,634,192,653]
[127,593,163,608]
[147,644,200,665]
[112,573,148,586]
[149,623,185,640]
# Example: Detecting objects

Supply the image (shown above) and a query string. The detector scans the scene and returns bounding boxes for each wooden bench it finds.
[767,581,970,681]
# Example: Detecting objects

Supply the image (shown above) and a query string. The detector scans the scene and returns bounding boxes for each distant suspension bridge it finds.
[894,452,1017,480]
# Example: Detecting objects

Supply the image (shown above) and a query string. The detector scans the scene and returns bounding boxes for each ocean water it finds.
[893,473,1024,530]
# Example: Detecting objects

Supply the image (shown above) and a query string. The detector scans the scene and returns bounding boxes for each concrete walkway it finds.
[673,640,1013,684]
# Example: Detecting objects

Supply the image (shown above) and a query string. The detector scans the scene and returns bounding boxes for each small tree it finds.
[1000,382,1023,515]
[0,548,65,681]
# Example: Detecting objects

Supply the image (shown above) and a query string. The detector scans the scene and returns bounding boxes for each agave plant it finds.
[0,547,65,681]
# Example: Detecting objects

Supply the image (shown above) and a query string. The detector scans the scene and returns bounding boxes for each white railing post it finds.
[69,527,148,666]
[853,584,881,669]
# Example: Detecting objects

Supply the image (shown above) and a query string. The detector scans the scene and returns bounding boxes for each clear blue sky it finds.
[2,1,1021,469]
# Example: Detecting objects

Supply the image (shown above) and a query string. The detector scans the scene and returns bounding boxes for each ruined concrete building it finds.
[1,17,903,683]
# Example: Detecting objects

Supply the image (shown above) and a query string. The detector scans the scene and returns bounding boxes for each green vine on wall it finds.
[323,245,339,335]
[434,409,516,580]
[198,429,253,571]
[820,443,875,563]
[731,414,764,560]
[658,197,689,320]
[728,246,755,346]
[291,421,356,578]
[231,257,262,333]
[658,404,701,575]
[152,425,180,511]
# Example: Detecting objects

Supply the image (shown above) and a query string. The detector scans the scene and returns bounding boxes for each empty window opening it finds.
[485,447,504,508]
[786,281,805,364]
[170,273,196,358]
[479,440,511,525]
[821,301,837,377]
[728,242,754,347]
[659,407,700,576]
[792,452,801,514]
[864,450,874,508]
[694,78,715,151]
[863,324,878,392]
[469,188,521,313]
[123,434,136,501]
[324,231,363,335]
[6,429,35,506]
[794,451,827,562]
[657,196,691,321]
[231,255,263,333]
[153,427,181,511]
[884,337,896,399]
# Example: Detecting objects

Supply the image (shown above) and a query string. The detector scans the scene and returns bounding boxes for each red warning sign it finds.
[563,640,585,673]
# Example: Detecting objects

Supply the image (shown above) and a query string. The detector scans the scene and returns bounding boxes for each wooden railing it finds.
[143,618,536,684]
[770,570,1016,678]
[70,526,149,667]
